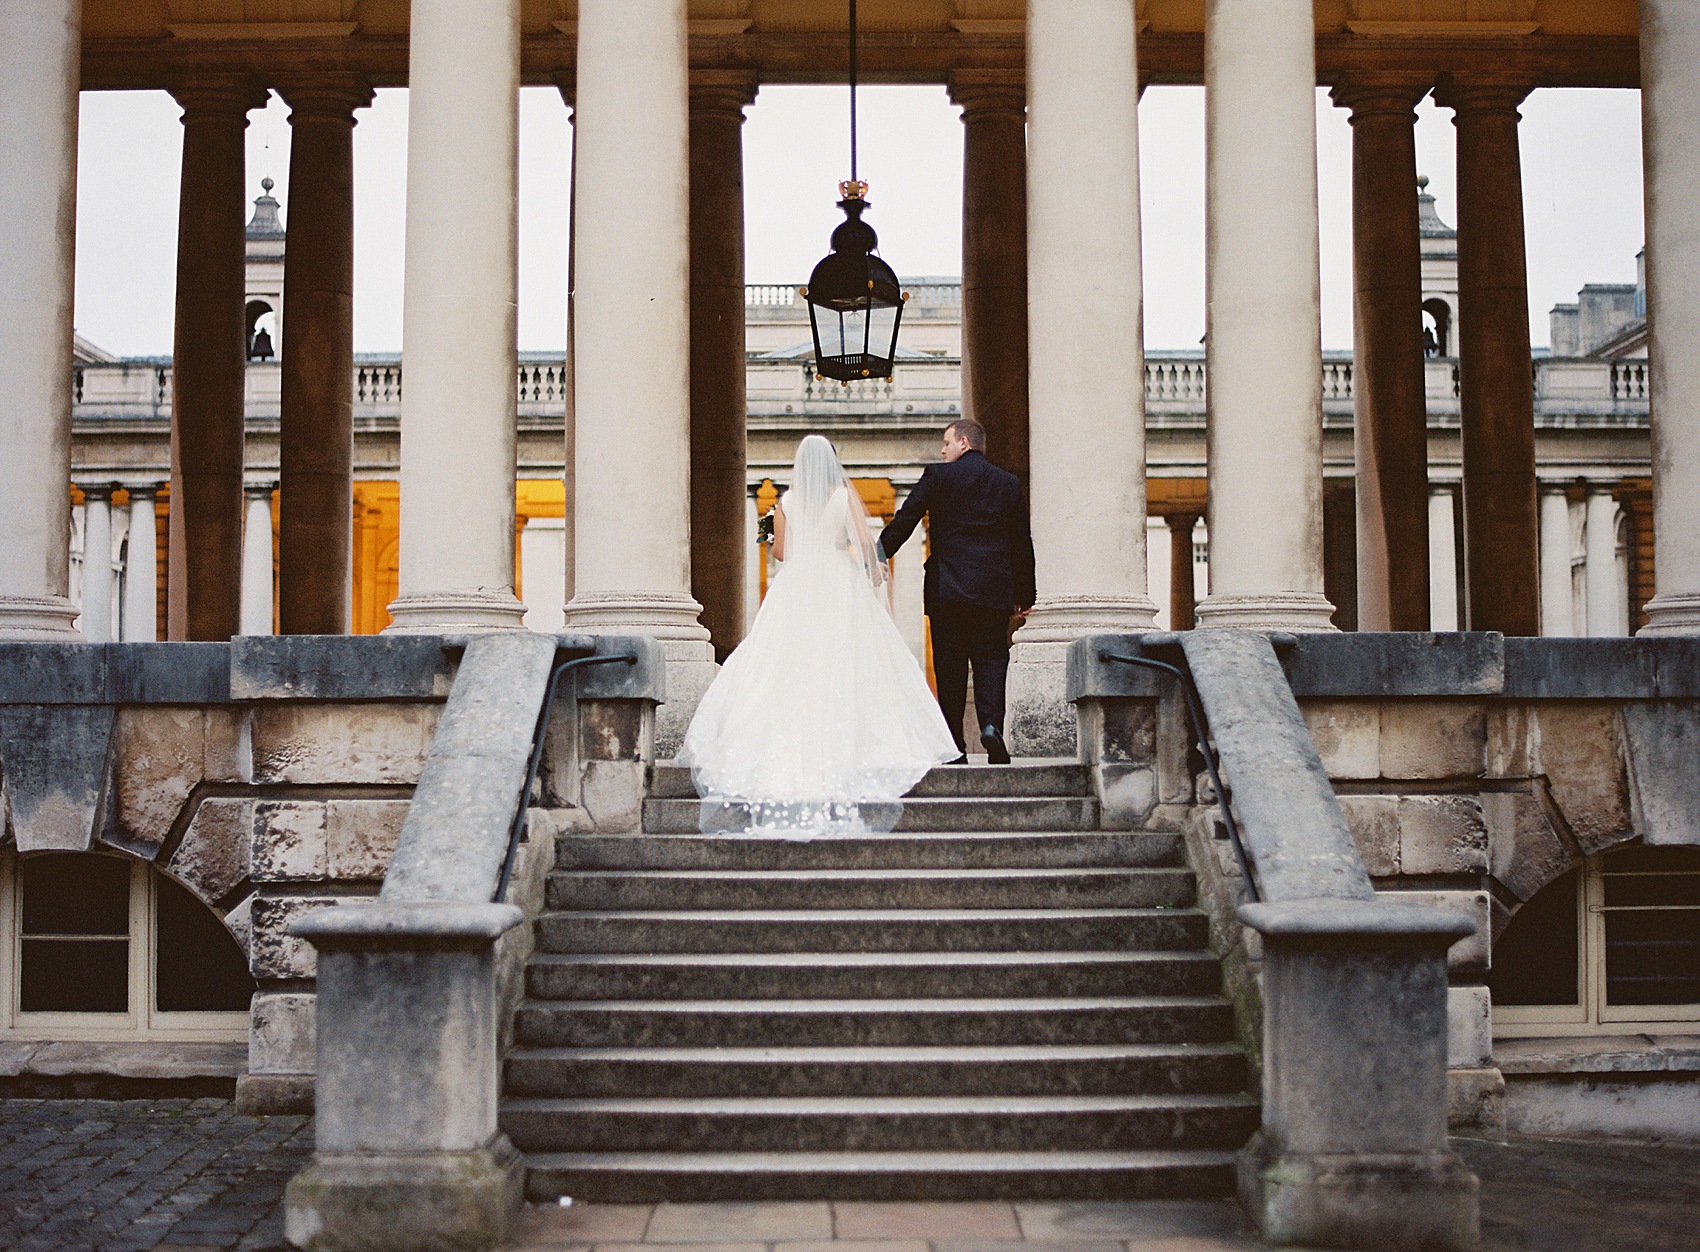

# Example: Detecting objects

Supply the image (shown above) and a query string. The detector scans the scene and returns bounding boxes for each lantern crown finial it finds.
[839,178,869,201]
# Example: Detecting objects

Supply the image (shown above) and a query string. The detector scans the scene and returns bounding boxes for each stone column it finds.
[1538,487,1574,636]
[168,76,268,641]
[1428,488,1460,632]
[240,484,275,635]
[1170,514,1201,631]
[277,76,372,636]
[1585,490,1621,637]
[950,71,1030,489]
[1195,0,1335,630]
[1009,0,1158,755]
[123,488,159,642]
[1332,80,1432,633]
[567,0,715,753]
[80,486,115,644]
[386,0,526,632]
[1436,78,1539,636]
[689,73,757,663]
[1639,0,1700,633]
[0,0,81,638]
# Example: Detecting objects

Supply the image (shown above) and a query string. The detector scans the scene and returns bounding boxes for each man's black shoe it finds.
[980,725,1011,765]
[947,754,969,765]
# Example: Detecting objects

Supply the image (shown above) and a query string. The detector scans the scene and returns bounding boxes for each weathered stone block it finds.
[1339,796,1401,878]
[110,705,204,857]
[1486,703,1538,778]
[580,760,643,833]
[250,991,317,1075]
[1482,789,1572,904]
[225,892,254,956]
[1385,889,1492,973]
[1622,701,1700,847]
[166,797,253,904]
[1398,794,1489,876]
[202,707,251,783]
[1155,692,1193,805]
[250,703,438,785]
[251,801,329,882]
[1534,704,1633,855]
[1379,700,1487,780]
[326,799,409,880]
[1008,639,1079,758]
[1303,701,1380,780]
[251,894,337,979]
[1448,1066,1507,1139]
[1448,985,1493,1068]
[0,704,115,853]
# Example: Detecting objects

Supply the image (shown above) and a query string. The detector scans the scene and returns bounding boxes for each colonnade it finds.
[3,3,1699,721]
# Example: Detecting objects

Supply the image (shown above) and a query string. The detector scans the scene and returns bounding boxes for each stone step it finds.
[503,1042,1249,1100]
[512,996,1236,1049]
[521,1148,1238,1202]
[500,1093,1259,1154]
[534,907,1212,955]
[554,829,1184,872]
[543,867,1197,912]
[524,950,1221,1001]
[641,796,1100,834]
[649,760,1093,800]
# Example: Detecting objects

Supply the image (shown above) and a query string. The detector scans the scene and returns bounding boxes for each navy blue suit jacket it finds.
[878,451,1036,613]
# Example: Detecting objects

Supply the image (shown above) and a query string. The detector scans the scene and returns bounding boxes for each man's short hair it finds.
[946,419,987,451]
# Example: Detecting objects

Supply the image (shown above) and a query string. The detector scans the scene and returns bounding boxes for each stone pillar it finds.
[1008,0,1158,755]
[1170,514,1201,631]
[386,0,526,633]
[1585,490,1621,637]
[1538,487,1574,637]
[1436,78,1539,636]
[240,484,275,635]
[168,76,267,642]
[950,71,1030,490]
[1332,80,1432,633]
[1195,0,1335,631]
[689,73,757,663]
[123,489,160,642]
[1639,0,1700,633]
[278,77,372,636]
[567,0,715,753]
[0,0,81,638]
[1429,488,1459,632]
[80,487,115,644]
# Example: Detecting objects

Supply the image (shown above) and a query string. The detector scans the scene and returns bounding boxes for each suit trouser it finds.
[928,600,1011,752]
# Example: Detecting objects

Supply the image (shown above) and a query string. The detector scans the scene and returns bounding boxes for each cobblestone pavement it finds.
[3,1100,1699,1251]
[0,1099,310,1251]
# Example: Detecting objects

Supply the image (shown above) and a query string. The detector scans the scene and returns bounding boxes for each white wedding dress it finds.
[680,438,959,835]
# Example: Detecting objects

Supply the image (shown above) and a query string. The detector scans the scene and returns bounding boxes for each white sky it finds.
[72,83,1645,357]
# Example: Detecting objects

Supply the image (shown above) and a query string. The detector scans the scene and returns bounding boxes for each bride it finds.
[680,435,959,834]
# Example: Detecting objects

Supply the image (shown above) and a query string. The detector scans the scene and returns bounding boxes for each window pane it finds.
[154,873,256,1013]
[20,938,129,1012]
[1603,873,1700,908]
[1488,867,1581,1006]
[1605,908,1700,1006]
[20,853,129,935]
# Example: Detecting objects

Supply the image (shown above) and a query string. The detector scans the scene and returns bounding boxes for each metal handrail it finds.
[494,651,638,903]
[1098,649,1260,904]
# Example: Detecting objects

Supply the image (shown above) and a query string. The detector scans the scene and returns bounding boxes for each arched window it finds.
[1491,846,1700,1037]
[245,300,276,360]
[1422,298,1452,358]
[0,849,253,1040]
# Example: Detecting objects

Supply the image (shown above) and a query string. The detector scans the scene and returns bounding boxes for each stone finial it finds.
[247,177,285,240]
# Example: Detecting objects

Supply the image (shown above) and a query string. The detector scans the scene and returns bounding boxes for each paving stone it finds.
[834,1201,1022,1241]
[513,1203,654,1243]
[646,1201,834,1242]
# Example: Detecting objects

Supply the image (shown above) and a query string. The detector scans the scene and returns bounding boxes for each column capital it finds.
[1433,75,1533,118]
[947,70,1025,118]
[689,70,758,118]
[126,484,158,502]
[245,480,279,499]
[169,73,270,119]
[77,482,118,503]
[1328,77,1432,120]
[278,73,375,122]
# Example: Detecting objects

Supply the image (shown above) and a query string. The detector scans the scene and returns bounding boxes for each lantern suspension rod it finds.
[848,0,859,185]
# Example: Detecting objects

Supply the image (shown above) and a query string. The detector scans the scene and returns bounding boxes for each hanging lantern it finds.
[801,0,906,383]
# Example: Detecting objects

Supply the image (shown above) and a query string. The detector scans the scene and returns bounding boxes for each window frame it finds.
[0,849,249,1042]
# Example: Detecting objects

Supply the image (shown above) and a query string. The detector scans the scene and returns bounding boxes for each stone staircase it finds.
[501,760,1256,1201]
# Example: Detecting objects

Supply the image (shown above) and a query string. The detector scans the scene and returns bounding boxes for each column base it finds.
[1194,592,1339,631]
[1237,1133,1480,1252]
[383,590,528,634]
[283,1134,523,1252]
[0,595,82,640]
[1638,592,1700,636]
[563,592,716,757]
[1008,595,1161,757]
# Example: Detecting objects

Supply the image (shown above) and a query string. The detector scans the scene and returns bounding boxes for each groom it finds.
[878,419,1036,764]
